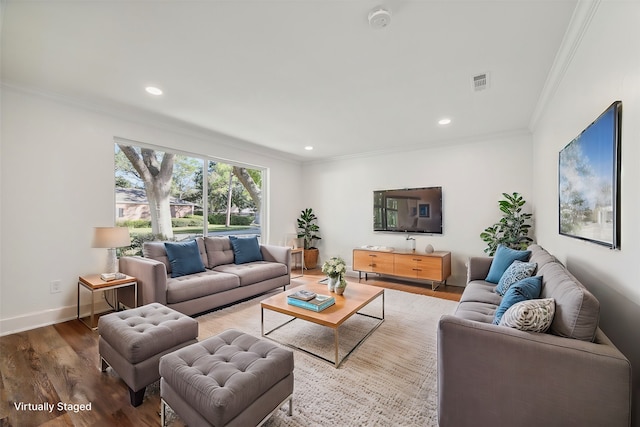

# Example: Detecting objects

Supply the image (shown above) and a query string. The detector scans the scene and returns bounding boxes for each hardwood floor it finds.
[0,270,462,426]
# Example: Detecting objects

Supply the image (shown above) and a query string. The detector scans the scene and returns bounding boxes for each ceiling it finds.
[1,0,578,161]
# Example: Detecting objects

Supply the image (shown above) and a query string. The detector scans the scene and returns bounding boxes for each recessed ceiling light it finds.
[304,146,314,151]
[145,86,163,96]
[438,118,452,125]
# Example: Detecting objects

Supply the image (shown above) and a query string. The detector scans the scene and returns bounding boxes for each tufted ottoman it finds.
[98,303,198,406]
[159,329,294,427]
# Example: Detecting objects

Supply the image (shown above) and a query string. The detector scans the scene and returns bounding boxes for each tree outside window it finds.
[114,143,262,254]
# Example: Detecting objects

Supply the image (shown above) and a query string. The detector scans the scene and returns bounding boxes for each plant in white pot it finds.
[334,277,348,296]
[297,208,322,268]
[321,256,346,293]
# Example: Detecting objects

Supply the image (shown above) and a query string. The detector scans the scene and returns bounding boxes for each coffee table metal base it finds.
[261,292,384,368]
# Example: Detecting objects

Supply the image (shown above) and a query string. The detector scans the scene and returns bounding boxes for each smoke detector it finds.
[472,72,490,91]
[368,7,391,29]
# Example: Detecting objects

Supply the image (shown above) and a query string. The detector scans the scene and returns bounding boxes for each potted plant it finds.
[297,208,322,268]
[321,256,346,292]
[480,192,533,256]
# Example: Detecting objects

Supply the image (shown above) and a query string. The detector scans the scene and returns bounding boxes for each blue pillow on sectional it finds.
[485,245,532,284]
[492,276,542,325]
[229,235,263,264]
[164,240,206,278]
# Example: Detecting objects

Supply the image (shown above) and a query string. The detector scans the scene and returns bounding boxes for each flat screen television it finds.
[373,187,443,234]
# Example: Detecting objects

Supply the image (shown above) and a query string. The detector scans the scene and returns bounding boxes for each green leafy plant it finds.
[297,208,321,250]
[480,192,533,256]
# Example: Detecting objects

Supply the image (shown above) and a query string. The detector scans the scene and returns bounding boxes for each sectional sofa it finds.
[437,244,631,427]
[119,236,291,316]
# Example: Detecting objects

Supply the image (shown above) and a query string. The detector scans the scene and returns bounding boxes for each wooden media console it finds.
[353,248,451,290]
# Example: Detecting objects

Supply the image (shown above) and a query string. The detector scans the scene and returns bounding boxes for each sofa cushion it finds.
[203,237,235,267]
[499,298,555,333]
[164,240,206,278]
[495,260,537,296]
[460,281,502,306]
[485,245,531,284]
[166,270,240,304]
[453,301,497,324]
[213,261,287,286]
[229,235,263,264]
[539,262,599,341]
[143,241,172,274]
[493,276,542,325]
[143,238,208,274]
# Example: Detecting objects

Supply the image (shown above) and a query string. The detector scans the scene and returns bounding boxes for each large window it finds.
[114,140,263,255]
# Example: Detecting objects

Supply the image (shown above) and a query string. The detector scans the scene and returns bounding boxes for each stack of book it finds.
[287,290,335,312]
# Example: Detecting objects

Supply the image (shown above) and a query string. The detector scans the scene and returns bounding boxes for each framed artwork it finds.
[419,204,430,218]
[558,101,621,249]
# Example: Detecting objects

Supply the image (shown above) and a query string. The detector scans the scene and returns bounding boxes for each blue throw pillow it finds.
[229,236,263,264]
[492,276,542,325]
[164,240,206,278]
[485,245,531,284]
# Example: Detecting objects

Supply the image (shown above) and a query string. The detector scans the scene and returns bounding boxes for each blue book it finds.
[287,295,335,312]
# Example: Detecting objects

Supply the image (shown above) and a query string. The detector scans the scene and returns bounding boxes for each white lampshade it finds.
[92,227,131,248]
[92,227,131,273]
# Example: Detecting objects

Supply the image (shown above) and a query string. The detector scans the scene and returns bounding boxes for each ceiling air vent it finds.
[472,73,489,91]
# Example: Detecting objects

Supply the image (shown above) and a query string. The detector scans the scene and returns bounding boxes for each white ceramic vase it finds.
[328,276,339,292]
[334,278,347,295]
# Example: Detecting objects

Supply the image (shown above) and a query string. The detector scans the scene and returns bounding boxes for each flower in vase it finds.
[321,256,346,279]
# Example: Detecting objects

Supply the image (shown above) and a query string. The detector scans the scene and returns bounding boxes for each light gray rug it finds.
[191,286,458,427]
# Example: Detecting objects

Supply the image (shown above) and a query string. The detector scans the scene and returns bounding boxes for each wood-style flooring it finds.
[0,270,462,426]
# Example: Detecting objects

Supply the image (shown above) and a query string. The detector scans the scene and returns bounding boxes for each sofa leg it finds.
[161,399,167,427]
[129,387,145,407]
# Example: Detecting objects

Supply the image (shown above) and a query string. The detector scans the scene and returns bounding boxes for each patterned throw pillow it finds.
[499,298,555,333]
[495,260,537,296]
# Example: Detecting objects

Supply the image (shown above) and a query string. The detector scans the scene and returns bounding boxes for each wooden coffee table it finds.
[261,281,384,367]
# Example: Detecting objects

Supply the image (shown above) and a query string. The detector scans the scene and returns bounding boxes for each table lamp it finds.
[92,227,131,273]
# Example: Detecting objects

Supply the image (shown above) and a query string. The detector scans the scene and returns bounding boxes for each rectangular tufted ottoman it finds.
[160,329,294,427]
[98,303,198,407]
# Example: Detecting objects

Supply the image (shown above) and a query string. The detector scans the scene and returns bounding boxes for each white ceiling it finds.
[1,0,578,161]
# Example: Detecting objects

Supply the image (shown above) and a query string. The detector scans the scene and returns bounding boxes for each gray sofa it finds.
[119,236,291,316]
[437,244,631,427]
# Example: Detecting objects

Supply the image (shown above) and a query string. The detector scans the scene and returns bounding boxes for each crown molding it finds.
[302,128,532,166]
[529,0,601,131]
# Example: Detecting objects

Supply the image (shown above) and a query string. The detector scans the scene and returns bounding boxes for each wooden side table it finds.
[290,248,304,278]
[77,274,137,330]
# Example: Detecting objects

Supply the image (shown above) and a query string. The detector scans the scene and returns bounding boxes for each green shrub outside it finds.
[171,216,204,227]
[117,219,152,228]
[208,214,254,226]
[118,215,206,229]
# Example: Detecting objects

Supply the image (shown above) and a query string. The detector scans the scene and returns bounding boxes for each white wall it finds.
[531,2,640,423]
[0,87,303,334]
[301,132,533,287]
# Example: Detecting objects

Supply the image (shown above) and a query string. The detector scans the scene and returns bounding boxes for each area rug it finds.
[187,286,458,427]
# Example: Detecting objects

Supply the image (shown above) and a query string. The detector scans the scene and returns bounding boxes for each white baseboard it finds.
[0,300,111,337]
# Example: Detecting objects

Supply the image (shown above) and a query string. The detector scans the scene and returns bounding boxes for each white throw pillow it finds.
[499,298,555,333]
